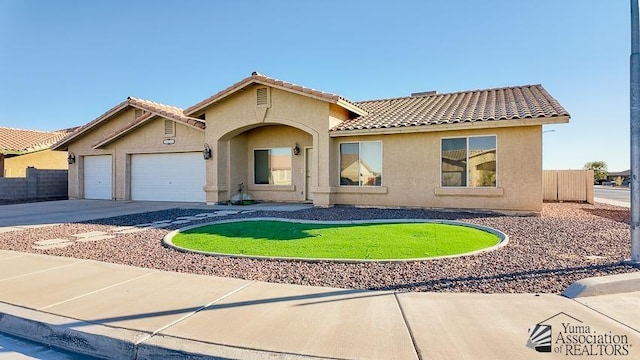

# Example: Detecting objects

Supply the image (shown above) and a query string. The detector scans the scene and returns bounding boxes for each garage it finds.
[131,152,205,202]
[84,155,112,200]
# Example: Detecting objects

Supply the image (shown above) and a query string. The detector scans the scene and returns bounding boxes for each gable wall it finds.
[66,109,203,200]
[202,85,331,203]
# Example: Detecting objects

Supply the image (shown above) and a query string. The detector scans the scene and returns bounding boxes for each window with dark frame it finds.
[254,148,292,185]
[441,136,496,187]
[339,141,382,186]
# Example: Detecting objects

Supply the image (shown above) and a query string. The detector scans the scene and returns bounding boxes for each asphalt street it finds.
[0,332,95,359]
[594,186,630,205]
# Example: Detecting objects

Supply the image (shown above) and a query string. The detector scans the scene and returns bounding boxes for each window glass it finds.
[340,143,360,185]
[254,148,291,185]
[254,150,270,184]
[441,136,496,187]
[360,142,382,186]
[269,147,292,185]
[468,136,496,187]
[340,142,382,186]
[441,138,467,187]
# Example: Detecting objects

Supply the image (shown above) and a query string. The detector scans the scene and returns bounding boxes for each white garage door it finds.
[131,153,205,202]
[84,155,112,200]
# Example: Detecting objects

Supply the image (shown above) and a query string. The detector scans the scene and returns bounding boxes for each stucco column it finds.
[313,132,333,207]
[204,139,229,204]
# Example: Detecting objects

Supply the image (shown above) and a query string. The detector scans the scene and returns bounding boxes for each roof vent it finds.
[164,119,175,137]
[411,91,437,97]
[256,87,270,107]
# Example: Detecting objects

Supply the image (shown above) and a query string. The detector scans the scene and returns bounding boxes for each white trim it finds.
[440,134,498,188]
[338,140,383,187]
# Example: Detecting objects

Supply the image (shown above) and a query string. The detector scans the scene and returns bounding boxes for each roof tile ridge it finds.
[253,72,347,102]
[127,96,185,112]
[0,126,55,134]
[355,84,542,104]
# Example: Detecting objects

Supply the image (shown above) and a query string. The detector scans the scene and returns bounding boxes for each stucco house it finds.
[52,72,570,213]
[0,127,75,177]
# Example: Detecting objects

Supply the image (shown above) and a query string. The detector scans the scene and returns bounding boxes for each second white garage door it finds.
[131,153,206,202]
[84,155,112,200]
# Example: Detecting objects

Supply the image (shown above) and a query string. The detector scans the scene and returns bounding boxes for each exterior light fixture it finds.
[203,143,212,160]
[67,152,76,164]
[293,143,300,156]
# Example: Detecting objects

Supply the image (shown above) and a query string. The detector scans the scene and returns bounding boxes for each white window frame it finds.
[440,135,497,188]
[338,140,383,187]
[253,147,292,186]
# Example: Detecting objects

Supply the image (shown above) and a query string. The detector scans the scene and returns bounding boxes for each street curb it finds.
[137,334,330,360]
[561,272,640,298]
[0,301,145,359]
[0,301,325,359]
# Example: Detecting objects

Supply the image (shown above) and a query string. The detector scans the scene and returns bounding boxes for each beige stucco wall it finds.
[243,125,312,202]
[203,85,338,205]
[4,149,68,177]
[329,126,543,212]
[65,108,204,200]
[61,82,548,213]
[199,83,545,212]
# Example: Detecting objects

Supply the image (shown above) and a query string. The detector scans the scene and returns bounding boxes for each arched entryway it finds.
[206,122,319,204]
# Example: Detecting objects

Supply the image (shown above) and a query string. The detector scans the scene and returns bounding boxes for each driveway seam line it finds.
[393,292,423,360]
[134,280,258,346]
[0,260,84,283]
[568,297,640,333]
[37,272,155,311]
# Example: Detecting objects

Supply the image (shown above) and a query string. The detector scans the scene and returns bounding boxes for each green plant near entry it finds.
[171,220,500,260]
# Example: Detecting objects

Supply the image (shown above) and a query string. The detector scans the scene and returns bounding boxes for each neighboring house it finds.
[607,169,630,185]
[52,72,570,213]
[0,127,75,177]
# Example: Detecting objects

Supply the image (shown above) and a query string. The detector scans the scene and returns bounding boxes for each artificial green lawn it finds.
[171,220,500,260]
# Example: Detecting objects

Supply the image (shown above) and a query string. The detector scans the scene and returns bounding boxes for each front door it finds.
[305,147,314,201]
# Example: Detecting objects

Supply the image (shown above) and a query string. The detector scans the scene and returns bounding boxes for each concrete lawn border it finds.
[562,272,640,298]
[163,218,509,263]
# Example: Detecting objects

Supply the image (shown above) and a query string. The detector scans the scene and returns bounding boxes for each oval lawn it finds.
[169,220,502,261]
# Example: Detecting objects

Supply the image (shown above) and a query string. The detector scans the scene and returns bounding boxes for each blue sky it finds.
[0,0,631,171]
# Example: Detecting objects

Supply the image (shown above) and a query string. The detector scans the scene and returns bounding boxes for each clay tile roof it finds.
[330,84,570,132]
[0,127,76,155]
[126,97,205,130]
[53,97,205,150]
[185,72,367,116]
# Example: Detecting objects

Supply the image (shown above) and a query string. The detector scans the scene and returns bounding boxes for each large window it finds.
[340,141,382,186]
[254,148,292,185]
[441,136,496,187]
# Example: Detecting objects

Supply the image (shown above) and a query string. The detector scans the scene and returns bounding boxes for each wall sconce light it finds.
[203,143,212,160]
[67,152,76,164]
[293,143,300,156]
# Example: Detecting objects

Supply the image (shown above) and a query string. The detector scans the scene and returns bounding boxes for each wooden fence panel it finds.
[543,170,594,203]
[543,170,558,201]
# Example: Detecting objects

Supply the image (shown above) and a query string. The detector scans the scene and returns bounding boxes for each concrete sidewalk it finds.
[594,197,631,208]
[0,250,638,359]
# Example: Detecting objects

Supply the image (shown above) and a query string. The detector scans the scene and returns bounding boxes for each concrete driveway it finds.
[0,200,313,229]
[0,200,212,228]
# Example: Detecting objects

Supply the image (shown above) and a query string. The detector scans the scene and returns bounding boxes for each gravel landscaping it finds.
[0,202,637,294]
